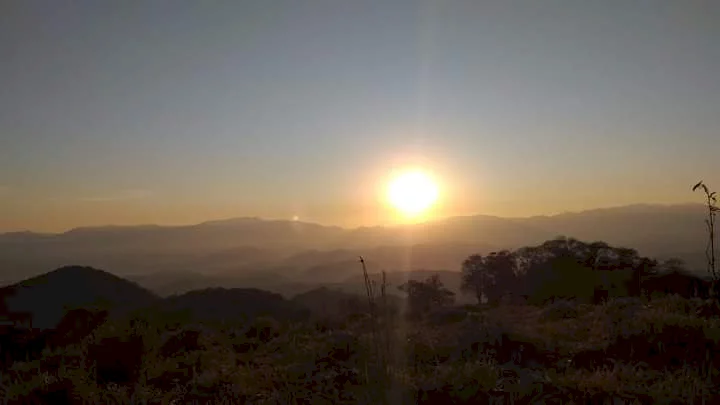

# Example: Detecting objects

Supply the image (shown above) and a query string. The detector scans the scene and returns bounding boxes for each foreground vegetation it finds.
[1,292,719,404]
[2,233,720,404]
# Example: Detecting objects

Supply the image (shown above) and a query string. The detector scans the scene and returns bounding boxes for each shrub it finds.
[694,299,720,319]
[244,317,281,343]
[427,307,468,325]
[87,334,145,386]
[159,328,202,358]
[399,275,455,318]
[540,300,580,321]
[52,308,109,348]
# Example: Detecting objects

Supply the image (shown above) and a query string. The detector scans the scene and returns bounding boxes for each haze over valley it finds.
[1,203,709,297]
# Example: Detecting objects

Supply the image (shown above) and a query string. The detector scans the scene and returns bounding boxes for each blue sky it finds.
[1,0,719,231]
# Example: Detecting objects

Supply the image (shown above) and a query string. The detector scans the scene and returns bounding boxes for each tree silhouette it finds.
[398,275,455,317]
[460,251,518,304]
[468,237,658,304]
[642,259,710,299]
[632,257,659,297]
[519,237,597,303]
[460,254,491,304]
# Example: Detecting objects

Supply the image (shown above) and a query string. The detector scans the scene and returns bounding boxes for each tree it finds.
[461,237,686,304]
[461,254,491,304]
[461,250,518,304]
[642,261,710,299]
[483,251,519,303]
[591,246,646,298]
[630,257,658,297]
[398,275,455,317]
[661,258,687,273]
[515,237,599,303]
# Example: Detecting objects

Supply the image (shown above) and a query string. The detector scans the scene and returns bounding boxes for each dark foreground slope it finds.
[2,295,719,404]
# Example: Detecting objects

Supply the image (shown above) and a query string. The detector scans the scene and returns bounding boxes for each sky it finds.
[1,0,719,232]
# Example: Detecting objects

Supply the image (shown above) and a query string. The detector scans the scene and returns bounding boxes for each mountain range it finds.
[0,204,711,296]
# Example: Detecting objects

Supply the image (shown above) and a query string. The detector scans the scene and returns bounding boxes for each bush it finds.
[540,300,580,321]
[650,295,696,315]
[6,284,720,403]
[87,334,145,386]
[694,299,720,319]
[399,275,455,318]
[158,328,202,358]
[244,317,281,343]
[427,307,468,325]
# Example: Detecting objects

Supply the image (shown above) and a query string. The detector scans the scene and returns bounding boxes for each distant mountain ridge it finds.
[2,204,703,238]
[0,204,709,290]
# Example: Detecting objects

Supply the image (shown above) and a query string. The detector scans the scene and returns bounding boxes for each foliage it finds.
[460,250,518,304]
[540,299,581,321]
[460,237,706,306]
[2,293,720,404]
[692,180,719,294]
[398,275,455,317]
[4,237,720,403]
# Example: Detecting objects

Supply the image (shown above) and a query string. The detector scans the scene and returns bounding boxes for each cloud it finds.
[79,189,152,202]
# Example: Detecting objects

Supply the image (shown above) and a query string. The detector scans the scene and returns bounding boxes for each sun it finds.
[386,169,439,218]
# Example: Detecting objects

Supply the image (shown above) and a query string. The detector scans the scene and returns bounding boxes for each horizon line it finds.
[0,201,704,236]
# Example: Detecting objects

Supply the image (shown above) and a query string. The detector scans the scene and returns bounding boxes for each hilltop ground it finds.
[2,234,720,404]
[1,293,720,404]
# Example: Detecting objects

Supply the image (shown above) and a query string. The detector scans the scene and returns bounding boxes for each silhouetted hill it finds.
[291,287,368,318]
[159,287,308,323]
[125,270,317,298]
[0,266,159,329]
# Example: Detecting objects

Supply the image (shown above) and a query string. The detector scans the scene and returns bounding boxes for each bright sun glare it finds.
[386,169,439,218]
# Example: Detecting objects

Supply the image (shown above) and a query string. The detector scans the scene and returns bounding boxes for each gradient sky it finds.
[1,0,719,232]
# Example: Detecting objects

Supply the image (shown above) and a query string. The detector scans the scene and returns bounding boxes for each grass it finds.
[2,295,720,404]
